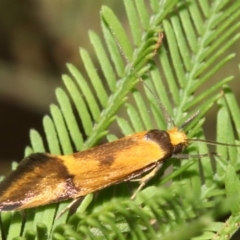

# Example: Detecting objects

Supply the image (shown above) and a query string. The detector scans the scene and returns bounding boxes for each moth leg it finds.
[131,162,163,200]
[55,198,80,219]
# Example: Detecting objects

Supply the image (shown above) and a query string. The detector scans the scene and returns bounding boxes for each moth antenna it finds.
[187,138,240,147]
[110,27,176,127]
[179,110,200,129]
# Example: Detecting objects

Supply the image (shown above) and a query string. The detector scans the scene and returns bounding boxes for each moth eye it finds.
[173,143,185,154]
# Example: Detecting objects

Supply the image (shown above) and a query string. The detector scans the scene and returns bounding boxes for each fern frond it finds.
[1,0,240,239]
[52,186,216,240]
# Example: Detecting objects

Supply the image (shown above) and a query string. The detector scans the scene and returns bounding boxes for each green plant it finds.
[1,0,240,239]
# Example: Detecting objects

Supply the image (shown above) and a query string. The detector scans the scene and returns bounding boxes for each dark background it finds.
[0,1,122,174]
[0,1,239,173]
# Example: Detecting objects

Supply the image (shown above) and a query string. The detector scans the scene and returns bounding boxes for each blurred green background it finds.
[0,0,239,175]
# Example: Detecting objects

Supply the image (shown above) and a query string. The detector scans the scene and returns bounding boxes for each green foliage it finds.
[1,0,240,239]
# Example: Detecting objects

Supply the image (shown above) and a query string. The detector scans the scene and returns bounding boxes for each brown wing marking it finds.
[0,153,78,210]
